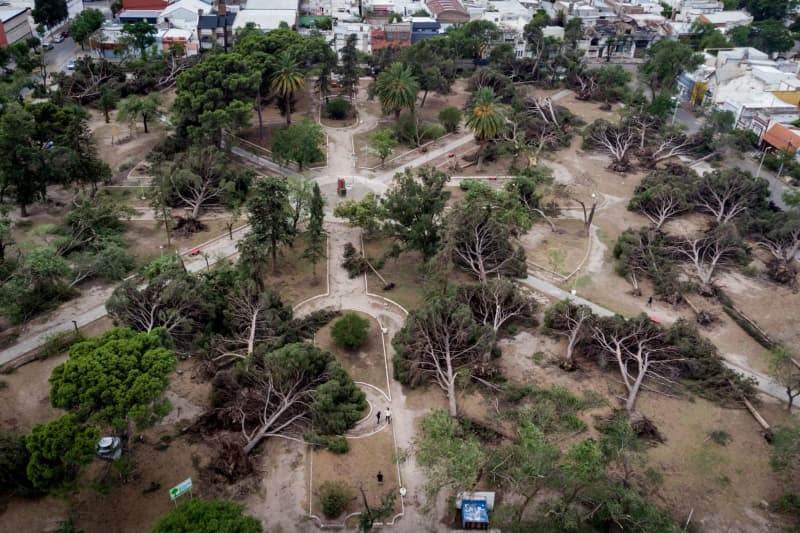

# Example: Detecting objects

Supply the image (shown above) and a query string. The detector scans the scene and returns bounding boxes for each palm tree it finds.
[375,62,419,122]
[270,51,305,126]
[465,87,506,171]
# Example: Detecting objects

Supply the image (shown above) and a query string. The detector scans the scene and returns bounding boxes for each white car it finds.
[67,59,76,70]
[53,34,64,44]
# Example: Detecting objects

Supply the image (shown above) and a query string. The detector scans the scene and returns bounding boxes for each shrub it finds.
[326,98,352,120]
[326,435,349,454]
[37,329,84,361]
[319,480,353,518]
[331,312,370,349]
[421,123,446,142]
[707,430,731,446]
[0,433,36,496]
[438,107,462,133]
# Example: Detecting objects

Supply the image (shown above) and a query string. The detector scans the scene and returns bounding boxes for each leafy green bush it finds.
[0,433,37,496]
[421,123,446,141]
[331,312,370,349]
[326,435,349,454]
[438,107,462,133]
[319,480,353,518]
[326,98,352,120]
[152,499,262,533]
[707,430,731,446]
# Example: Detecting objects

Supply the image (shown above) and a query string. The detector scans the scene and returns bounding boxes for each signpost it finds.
[169,478,193,504]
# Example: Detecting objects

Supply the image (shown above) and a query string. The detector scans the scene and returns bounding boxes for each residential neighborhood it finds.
[1,0,800,531]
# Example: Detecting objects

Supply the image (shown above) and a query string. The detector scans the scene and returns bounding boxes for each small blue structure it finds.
[460,499,489,529]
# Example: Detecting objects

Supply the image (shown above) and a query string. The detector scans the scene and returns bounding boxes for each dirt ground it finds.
[263,233,326,306]
[522,218,588,276]
[315,311,388,393]
[309,430,401,524]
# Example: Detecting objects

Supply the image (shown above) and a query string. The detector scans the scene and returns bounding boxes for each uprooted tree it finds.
[693,168,769,224]
[444,202,527,284]
[613,227,682,302]
[393,294,494,417]
[591,315,681,414]
[671,223,746,296]
[628,168,697,229]
[456,278,538,336]
[543,299,594,370]
[749,210,800,286]
[209,342,365,455]
[583,118,637,172]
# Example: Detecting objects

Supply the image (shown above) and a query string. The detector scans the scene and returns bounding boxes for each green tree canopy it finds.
[638,40,703,98]
[173,51,259,144]
[271,119,325,171]
[238,177,295,275]
[331,312,370,349]
[70,9,104,49]
[151,499,262,533]
[32,0,67,28]
[729,21,795,55]
[26,414,98,491]
[270,51,305,125]
[49,327,177,428]
[117,93,161,134]
[122,22,157,58]
[465,87,507,170]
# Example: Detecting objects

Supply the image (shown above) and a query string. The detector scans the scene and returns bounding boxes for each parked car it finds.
[67,59,76,70]
[53,34,64,43]
[96,436,122,461]
[60,31,69,38]
[42,42,54,50]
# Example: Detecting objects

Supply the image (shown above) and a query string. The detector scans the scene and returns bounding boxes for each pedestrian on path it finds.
[385,408,391,424]
[377,471,384,483]
[647,296,653,308]
[376,410,381,425]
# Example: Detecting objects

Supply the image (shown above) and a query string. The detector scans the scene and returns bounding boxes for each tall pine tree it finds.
[338,34,360,101]
[238,178,295,275]
[302,182,327,280]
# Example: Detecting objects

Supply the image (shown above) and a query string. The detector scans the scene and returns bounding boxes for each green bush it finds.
[326,98,352,120]
[319,480,353,518]
[438,107,462,133]
[421,123,446,142]
[331,312,370,349]
[326,435,349,454]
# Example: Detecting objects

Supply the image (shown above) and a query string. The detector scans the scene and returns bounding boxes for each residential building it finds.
[332,21,369,54]
[122,0,169,12]
[696,10,752,32]
[0,8,32,47]
[118,10,161,23]
[425,0,468,23]
[410,17,440,43]
[761,121,800,155]
[370,21,412,50]
[198,11,236,50]
[160,0,212,30]
[160,27,199,55]
[232,0,298,32]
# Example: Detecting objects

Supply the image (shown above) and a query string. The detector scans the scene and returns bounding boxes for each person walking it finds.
[647,296,653,308]
[376,410,381,425]
[385,408,391,424]
[377,471,384,483]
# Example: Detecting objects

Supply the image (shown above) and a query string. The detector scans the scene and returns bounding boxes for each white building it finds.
[233,0,298,32]
[696,10,752,32]
[160,0,212,30]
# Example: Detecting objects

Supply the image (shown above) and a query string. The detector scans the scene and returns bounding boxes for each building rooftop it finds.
[699,10,751,23]
[198,12,236,28]
[232,9,296,30]
[245,0,298,10]
[118,9,164,17]
[426,0,468,17]
[0,8,28,22]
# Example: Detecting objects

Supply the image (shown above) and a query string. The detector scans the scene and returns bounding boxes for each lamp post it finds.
[778,141,794,181]
[670,96,679,126]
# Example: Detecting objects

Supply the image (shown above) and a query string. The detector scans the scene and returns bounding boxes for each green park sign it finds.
[169,478,192,501]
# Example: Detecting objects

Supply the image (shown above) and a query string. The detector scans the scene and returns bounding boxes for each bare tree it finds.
[592,316,681,413]
[752,211,800,286]
[641,130,698,167]
[629,180,692,229]
[457,278,538,335]
[393,295,494,417]
[106,274,207,348]
[584,119,637,172]
[672,224,744,295]
[164,147,236,221]
[694,169,769,223]
[213,282,293,363]
[544,300,594,370]
[447,205,527,284]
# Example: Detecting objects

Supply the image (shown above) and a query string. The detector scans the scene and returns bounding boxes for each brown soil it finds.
[416,79,470,124]
[264,233,326,306]
[353,123,397,170]
[522,218,588,276]
[0,353,66,434]
[315,311,388,392]
[124,218,229,266]
[310,430,401,524]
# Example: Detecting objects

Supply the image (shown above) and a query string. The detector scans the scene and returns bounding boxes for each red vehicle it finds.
[189,247,201,256]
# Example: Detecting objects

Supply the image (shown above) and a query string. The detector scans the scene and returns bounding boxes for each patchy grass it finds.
[264,233,326,306]
[310,431,401,524]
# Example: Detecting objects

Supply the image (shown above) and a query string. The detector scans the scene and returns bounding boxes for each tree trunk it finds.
[271,239,278,273]
[256,94,264,140]
[19,202,28,218]
[446,353,458,417]
[476,140,485,171]
[626,367,647,413]
[228,223,233,239]
[285,93,292,125]
[143,114,149,134]
[394,109,401,122]
[420,89,428,108]
[104,108,110,123]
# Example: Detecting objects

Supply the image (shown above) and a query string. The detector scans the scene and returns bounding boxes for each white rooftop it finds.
[245,0,298,10]
[700,10,751,23]
[0,8,27,22]
[233,9,296,30]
